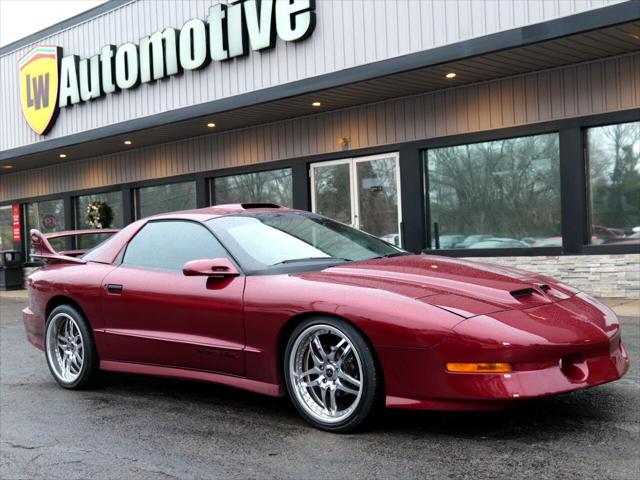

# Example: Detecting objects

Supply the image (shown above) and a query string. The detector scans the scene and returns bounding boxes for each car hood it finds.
[294,254,577,318]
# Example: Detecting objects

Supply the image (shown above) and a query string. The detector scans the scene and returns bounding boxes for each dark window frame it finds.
[2,109,638,259]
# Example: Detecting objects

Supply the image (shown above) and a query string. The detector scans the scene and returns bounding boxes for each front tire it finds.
[284,316,382,432]
[45,304,99,389]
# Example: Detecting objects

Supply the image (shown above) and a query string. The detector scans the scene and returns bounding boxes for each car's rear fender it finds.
[25,263,118,353]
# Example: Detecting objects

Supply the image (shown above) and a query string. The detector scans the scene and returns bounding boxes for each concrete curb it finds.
[599,298,640,318]
[0,290,27,300]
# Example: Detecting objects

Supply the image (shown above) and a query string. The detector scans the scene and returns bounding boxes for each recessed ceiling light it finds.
[312,101,321,107]
[2,165,13,169]
[445,72,456,79]
[59,153,67,158]
[124,140,132,145]
[207,122,216,128]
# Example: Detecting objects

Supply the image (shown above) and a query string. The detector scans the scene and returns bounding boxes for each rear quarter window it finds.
[122,220,228,272]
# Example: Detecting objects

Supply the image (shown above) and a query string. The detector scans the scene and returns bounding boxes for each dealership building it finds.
[0,0,638,297]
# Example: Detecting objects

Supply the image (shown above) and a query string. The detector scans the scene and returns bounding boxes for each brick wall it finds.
[466,254,640,299]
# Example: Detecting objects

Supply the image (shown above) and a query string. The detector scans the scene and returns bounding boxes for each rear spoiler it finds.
[30,229,87,265]
[30,228,120,263]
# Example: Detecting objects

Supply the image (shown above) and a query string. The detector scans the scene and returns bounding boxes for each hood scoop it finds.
[511,284,550,299]
[511,287,536,298]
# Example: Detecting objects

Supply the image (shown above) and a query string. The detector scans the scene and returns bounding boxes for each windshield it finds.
[206,212,406,273]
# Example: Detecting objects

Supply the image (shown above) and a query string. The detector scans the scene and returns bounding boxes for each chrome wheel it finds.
[289,324,363,424]
[46,313,85,383]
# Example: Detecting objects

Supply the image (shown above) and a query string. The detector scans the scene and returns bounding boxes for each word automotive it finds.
[19,0,316,135]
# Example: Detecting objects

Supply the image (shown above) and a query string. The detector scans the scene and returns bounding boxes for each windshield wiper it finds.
[271,257,352,266]
[367,252,411,260]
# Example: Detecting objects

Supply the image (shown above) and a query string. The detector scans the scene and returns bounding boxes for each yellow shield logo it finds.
[19,46,61,135]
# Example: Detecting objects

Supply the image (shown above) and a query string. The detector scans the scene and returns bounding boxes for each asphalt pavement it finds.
[1,295,638,479]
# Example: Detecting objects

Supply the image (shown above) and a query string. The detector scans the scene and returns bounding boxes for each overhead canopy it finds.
[1,4,638,174]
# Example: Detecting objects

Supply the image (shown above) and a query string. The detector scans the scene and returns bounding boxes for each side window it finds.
[123,221,228,271]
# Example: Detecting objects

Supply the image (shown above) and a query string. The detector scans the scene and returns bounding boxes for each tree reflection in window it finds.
[313,163,351,224]
[137,181,197,218]
[587,121,640,245]
[425,133,561,249]
[214,168,293,207]
[0,206,14,251]
[356,157,398,240]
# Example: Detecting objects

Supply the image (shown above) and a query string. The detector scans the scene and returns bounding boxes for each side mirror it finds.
[182,258,240,278]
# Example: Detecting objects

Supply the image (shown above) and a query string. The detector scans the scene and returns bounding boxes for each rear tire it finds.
[44,304,99,389]
[284,316,382,432]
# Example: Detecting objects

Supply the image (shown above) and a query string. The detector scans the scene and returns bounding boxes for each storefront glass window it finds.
[76,191,124,229]
[75,191,124,249]
[137,181,196,218]
[27,199,66,251]
[587,121,640,245]
[213,168,293,207]
[0,205,15,251]
[424,133,561,249]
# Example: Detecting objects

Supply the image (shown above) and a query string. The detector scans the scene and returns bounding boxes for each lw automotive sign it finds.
[19,46,61,135]
[18,0,316,135]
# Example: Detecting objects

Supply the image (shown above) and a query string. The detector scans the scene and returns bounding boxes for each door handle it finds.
[106,284,123,294]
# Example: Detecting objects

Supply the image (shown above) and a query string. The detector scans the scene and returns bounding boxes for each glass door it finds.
[310,159,354,226]
[354,153,402,246]
[310,153,402,246]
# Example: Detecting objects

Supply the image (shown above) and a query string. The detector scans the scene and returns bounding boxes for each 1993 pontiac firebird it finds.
[23,204,628,432]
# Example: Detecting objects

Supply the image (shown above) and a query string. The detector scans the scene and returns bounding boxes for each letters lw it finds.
[25,73,50,110]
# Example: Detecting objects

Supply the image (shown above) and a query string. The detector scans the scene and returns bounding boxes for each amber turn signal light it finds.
[446,362,512,373]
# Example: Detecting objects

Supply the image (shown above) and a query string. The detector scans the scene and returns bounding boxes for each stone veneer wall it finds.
[466,254,640,299]
[20,255,640,299]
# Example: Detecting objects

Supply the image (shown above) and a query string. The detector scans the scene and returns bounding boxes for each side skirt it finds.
[100,360,285,397]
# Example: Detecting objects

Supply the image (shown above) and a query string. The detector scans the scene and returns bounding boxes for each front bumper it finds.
[383,338,628,410]
[379,295,630,411]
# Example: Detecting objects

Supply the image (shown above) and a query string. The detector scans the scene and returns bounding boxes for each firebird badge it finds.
[19,46,61,135]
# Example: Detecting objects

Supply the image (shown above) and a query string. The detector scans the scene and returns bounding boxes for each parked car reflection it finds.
[468,238,530,248]
[432,234,465,249]
[429,233,567,249]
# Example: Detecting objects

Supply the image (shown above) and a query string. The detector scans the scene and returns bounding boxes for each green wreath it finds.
[85,201,114,229]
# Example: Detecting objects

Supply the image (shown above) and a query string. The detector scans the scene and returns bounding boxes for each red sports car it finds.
[23,204,629,432]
